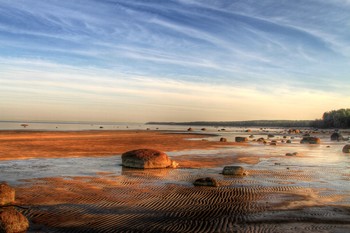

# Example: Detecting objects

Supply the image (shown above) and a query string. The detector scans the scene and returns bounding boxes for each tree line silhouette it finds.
[148,108,350,129]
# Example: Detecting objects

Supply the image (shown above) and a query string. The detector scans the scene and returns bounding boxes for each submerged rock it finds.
[343,144,350,153]
[222,166,245,176]
[0,207,29,233]
[121,149,176,169]
[235,137,248,143]
[300,137,320,144]
[193,177,218,187]
[0,183,15,206]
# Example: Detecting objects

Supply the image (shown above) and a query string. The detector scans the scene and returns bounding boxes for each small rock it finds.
[0,207,29,233]
[331,132,344,141]
[193,177,219,187]
[300,137,321,144]
[235,137,248,143]
[286,140,292,143]
[343,144,350,153]
[187,127,193,131]
[0,182,15,206]
[220,137,227,142]
[222,166,244,176]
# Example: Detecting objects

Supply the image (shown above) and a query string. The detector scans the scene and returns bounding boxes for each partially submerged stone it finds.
[300,137,320,144]
[193,177,218,187]
[222,166,245,176]
[122,149,177,169]
[235,137,248,143]
[0,207,29,233]
[219,137,227,142]
[0,183,15,206]
[343,144,350,153]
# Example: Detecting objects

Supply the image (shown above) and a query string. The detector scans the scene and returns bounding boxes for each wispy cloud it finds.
[0,0,349,121]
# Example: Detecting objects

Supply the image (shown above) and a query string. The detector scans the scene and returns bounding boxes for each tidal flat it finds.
[0,128,349,232]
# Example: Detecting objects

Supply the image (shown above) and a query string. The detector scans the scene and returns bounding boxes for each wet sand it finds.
[0,130,241,161]
[1,130,350,232]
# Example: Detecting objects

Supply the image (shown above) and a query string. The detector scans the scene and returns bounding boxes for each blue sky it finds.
[0,0,349,122]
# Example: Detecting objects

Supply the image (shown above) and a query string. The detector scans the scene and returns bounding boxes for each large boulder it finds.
[222,166,244,176]
[300,137,320,144]
[235,137,248,143]
[0,207,29,233]
[330,132,343,141]
[343,144,350,153]
[122,149,176,169]
[193,177,218,187]
[0,183,15,206]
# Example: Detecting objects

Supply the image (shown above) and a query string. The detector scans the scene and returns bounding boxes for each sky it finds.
[0,0,350,122]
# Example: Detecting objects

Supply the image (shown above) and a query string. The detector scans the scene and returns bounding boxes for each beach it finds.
[0,128,349,232]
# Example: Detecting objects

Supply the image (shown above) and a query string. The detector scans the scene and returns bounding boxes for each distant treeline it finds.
[147,108,350,129]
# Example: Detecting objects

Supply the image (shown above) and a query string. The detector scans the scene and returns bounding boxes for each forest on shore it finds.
[148,108,350,129]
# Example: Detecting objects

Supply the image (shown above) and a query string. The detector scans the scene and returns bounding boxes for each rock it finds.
[0,183,15,206]
[300,137,321,144]
[283,136,287,139]
[121,149,175,169]
[235,137,248,143]
[0,207,29,233]
[286,140,292,143]
[331,132,343,141]
[193,177,218,187]
[201,128,206,131]
[249,135,254,138]
[285,153,293,156]
[257,138,265,143]
[303,133,310,137]
[270,141,277,146]
[222,166,244,176]
[187,127,193,131]
[219,137,227,142]
[245,129,252,132]
[343,144,350,153]
[268,134,275,138]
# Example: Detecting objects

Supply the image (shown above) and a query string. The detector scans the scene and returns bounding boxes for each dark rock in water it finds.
[201,128,206,131]
[270,141,277,146]
[187,127,193,131]
[300,137,320,144]
[235,137,248,143]
[268,134,275,138]
[249,135,254,138]
[99,126,103,129]
[331,132,343,141]
[0,207,29,233]
[222,166,244,176]
[245,129,252,132]
[0,183,15,206]
[286,153,293,156]
[219,137,227,142]
[343,144,350,153]
[122,149,177,169]
[286,140,292,143]
[193,177,218,187]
